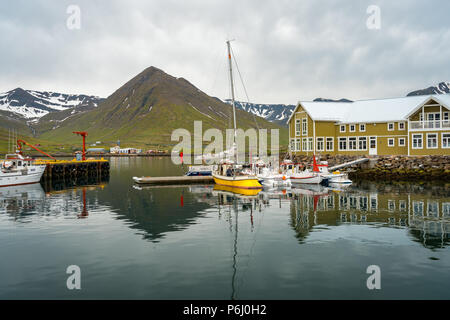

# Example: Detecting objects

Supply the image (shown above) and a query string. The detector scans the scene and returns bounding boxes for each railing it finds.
[409,120,450,130]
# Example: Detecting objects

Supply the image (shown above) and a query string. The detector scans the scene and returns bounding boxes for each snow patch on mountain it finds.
[0,88,102,119]
[225,99,295,126]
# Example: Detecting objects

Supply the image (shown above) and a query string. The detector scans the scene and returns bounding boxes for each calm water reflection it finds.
[0,157,449,299]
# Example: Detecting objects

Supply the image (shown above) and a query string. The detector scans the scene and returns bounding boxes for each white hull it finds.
[0,166,46,187]
[290,174,322,184]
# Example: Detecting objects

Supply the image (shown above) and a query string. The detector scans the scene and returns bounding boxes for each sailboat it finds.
[212,41,262,190]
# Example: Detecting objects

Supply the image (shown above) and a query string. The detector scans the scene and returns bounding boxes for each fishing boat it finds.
[212,40,262,190]
[312,157,352,184]
[0,153,46,187]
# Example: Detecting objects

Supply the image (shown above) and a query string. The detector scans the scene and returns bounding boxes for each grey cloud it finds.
[0,0,449,104]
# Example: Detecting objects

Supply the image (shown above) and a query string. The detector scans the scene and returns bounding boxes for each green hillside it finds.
[36,66,287,150]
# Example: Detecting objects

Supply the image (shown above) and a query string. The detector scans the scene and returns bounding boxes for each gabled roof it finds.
[288,94,450,124]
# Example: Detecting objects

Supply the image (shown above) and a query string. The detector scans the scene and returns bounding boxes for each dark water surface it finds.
[0,157,449,299]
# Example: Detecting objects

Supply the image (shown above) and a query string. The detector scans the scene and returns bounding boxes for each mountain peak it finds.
[407,81,450,96]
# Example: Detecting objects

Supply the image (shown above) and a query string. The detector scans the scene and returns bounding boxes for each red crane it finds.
[16,139,56,160]
[73,131,88,161]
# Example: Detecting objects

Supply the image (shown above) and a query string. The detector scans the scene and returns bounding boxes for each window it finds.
[338,137,347,151]
[398,122,405,130]
[388,123,394,131]
[302,118,307,135]
[295,119,301,136]
[398,138,406,147]
[326,137,334,151]
[444,112,449,124]
[427,133,437,149]
[443,202,450,218]
[316,137,324,152]
[359,124,366,132]
[412,134,422,149]
[308,138,313,151]
[427,202,439,217]
[388,200,395,212]
[358,137,367,150]
[290,139,295,151]
[302,138,308,151]
[388,138,394,147]
[296,138,301,151]
[413,201,424,216]
[348,137,357,150]
[349,124,356,132]
[399,200,406,212]
[443,133,450,148]
[340,125,346,133]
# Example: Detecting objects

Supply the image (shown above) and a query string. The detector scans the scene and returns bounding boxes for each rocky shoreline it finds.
[285,154,450,181]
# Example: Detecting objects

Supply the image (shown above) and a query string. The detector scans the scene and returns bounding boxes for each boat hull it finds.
[212,174,262,189]
[0,166,46,187]
[290,174,322,184]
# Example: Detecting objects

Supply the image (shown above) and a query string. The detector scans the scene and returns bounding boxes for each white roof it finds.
[290,94,450,124]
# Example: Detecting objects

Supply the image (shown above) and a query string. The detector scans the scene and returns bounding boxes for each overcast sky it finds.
[1,0,449,104]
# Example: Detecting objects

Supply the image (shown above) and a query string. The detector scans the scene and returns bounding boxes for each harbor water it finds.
[0,157,449,299]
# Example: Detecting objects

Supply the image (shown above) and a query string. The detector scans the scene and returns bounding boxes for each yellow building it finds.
[288,94,450,156]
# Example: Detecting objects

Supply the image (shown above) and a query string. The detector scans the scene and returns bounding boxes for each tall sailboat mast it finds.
[226,40,237,150]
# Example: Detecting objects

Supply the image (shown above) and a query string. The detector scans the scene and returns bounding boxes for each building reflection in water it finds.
[287,183,450,249]
[189,183,449,250]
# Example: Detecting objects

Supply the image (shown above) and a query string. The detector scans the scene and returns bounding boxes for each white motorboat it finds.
[313,159,351,184]
[290,169,323,184]
[185,165,213,176]
[252,159,291,188]
[0,153,46,187]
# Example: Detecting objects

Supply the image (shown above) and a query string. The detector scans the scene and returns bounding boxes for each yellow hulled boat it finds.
[212,173,262,189]
[213,184,261,196]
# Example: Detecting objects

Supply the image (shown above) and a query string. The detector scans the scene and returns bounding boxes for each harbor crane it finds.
[73,131,88,161]
[16,139,56,161]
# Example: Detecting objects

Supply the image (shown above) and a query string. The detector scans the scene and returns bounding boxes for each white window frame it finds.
[398,122,405,130]
[349,124,356,132]
[326,137,334,152]
[412,134,423,149]
[296,138,301,152]
[302,118,308,136]
[308,137,313,152]
[358,136,367,150]
[442,133,450,149]
[426,133,438,149]
[388,138,395,147]
[359,124,366,132]
[316,137,325,152]
[302,138,308,151]
[348,137,357,151]
[338,137,347,151]
[295,119,301,136]
[340,125,346,133]
[398,137,406,147]
[387,122,395,131]
[290,139,295,151]
[444,112,449,124]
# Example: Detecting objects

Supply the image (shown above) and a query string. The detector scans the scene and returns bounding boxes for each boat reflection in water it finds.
[0,175,109,220]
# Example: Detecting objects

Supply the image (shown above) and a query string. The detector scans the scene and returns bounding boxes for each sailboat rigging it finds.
[212,41,262,190]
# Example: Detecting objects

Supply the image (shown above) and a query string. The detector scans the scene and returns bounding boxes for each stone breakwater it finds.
[284,154,450,181]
